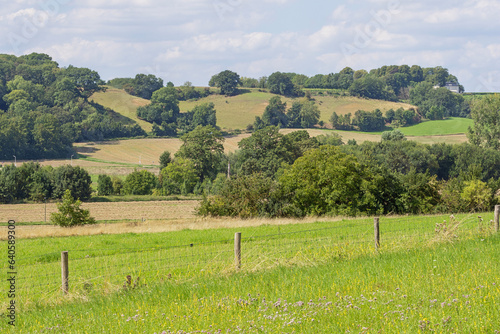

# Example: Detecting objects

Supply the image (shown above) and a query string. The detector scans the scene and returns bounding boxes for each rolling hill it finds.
[90,87,153,132]
[91,87,416,132]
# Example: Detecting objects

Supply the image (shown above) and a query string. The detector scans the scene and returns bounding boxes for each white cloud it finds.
[156,47,182,61]
[308,25,341,48]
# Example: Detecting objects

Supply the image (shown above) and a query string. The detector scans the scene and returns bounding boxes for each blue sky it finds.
[1,0,500,92]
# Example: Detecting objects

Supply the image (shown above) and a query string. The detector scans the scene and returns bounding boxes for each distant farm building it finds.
[444,82,460,93]
[433,82,461,94]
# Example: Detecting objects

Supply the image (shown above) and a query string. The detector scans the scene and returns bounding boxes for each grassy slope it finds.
[3,214,498,333]
[179,89,415,130]
[91,86,415,131]
[90,86,153,132]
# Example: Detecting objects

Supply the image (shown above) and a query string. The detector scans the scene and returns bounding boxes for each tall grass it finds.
[1,213,498,333]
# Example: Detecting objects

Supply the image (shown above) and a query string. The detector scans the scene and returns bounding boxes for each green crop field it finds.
[1,212,499,332]
[399,117,473,136]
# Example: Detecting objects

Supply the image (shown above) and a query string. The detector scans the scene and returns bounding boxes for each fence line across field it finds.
[6,208,500,300]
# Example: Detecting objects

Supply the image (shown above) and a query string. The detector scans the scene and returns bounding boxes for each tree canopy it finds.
[175,125,225,181]
[209,70,241,96]
[468,94,500,150]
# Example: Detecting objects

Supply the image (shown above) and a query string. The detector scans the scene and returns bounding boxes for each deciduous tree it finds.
[468,95,500,150]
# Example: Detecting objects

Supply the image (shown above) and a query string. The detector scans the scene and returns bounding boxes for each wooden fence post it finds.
[495,205,500,233]
[234,232,242,270]
[61,251,69,294]
[374,218,380,251]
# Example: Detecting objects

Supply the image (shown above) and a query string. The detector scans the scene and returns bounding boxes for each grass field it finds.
[90,87,153,132]
[91,87,415,131]
[399,117,473,136]
[0,200,198,228]
[180,90,415,130]
[0,213,498,332]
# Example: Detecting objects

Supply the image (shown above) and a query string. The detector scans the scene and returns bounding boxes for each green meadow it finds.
[1,213,499,333]
[399,117,473,136]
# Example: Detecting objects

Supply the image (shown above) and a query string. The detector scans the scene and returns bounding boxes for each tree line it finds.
[199,128,500,218]
[91,121,500,218]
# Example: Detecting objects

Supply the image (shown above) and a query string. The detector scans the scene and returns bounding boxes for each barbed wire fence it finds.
[2,208,499,309]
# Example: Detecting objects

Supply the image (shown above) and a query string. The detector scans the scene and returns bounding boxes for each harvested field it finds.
[1,214,331,240]
[0,200,198,225]
[407,134,468,145]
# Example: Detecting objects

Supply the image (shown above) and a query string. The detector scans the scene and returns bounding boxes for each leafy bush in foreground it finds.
[51,189,96,227]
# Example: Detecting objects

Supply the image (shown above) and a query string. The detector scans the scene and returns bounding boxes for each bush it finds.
[123,170,158,195]
[97,174,113,196]
[160,158,198,195]
[52,165,92,200]
[198,173,285,218]
[51,189,96,227]
[461,179,493,212]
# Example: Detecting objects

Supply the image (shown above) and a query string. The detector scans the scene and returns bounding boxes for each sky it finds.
[1,0,500,92]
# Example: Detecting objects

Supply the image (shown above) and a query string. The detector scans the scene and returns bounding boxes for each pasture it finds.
[180,90,415,130]
[90,87,153,132]
[0,212,498,332]
[91,87,415,132]
[398,117,473,136]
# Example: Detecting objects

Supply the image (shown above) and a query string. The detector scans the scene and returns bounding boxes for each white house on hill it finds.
[444,82,460,93]
[433,82,461,93]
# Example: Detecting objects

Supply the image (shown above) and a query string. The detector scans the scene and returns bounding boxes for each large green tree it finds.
[175,125,225,181]
[128,74,164,99]
[52,165,93,201]
[136,86,180,125]
[209,70,241,96]
[468,95,500,149]
[123,170,157,195]
[63,65,105,98]
[236,127,318,179]
[286,100,321,128]
[260,96,288,128]
[267,72,301,96]
[280,145,374,216]
[160,158,198,195]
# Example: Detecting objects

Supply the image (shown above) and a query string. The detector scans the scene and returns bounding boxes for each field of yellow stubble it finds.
[0,199,327,239]
[1,200,197,228]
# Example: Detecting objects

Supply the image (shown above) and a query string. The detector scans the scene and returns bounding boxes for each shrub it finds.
[198,173,285,218]
[123,170,157,195]
[461,180,493,212]
[51,189,96,227]
[97,174,113,196]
